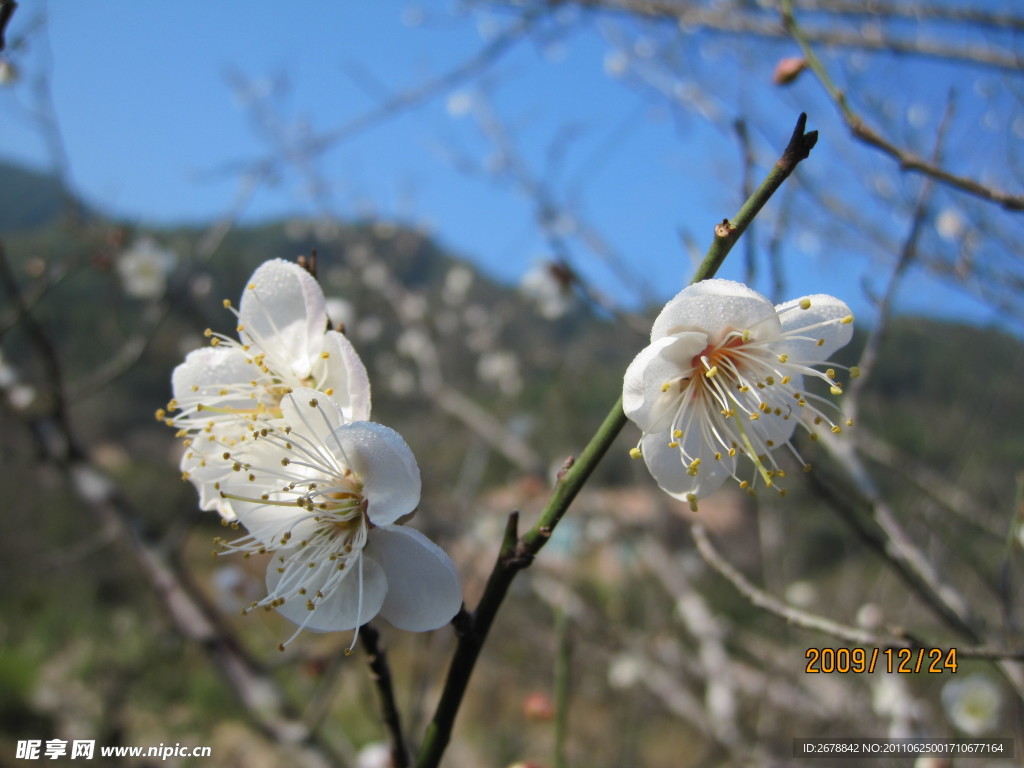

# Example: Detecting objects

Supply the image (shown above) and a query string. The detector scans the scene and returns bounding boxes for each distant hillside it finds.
[0,160,94,231]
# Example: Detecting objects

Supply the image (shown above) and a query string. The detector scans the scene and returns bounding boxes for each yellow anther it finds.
[739,480,749,489]
[686,493,699,513]
[661,382,672,392]
[728,448,737,457]
[831,425,842,434]
[668,441,679,448]
[705,366,719,378]
[629,447,642,459]
[781,376,790,384]
[830,385,843,395]
[799,298,812,310]
[673,429,682,439]
[321,351,330,359]
[742,330,751,342]
[778,354,788,363]
[750,413,760,420]
[850,366,861,378]
[840,314,854,325]
[203,328,213,337]
[803,463,812,472]
[816,338,825,346]
[826,368,836,378]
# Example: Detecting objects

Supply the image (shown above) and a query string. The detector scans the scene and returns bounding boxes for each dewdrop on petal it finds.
[623,279,855,503]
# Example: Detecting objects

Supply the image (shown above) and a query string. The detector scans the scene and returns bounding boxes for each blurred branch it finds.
[809,449,1024,699]
[781,0,1024,212]
[0,0,16,52]
[549,0,1023,71]
[845,97,953,416]
[692,524,881,647]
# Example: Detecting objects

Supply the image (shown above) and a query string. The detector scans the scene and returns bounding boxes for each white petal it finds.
[267,554,387,632]
[640,430,732,501]
[776,294,854,360]
[179,449,238,519]
[368,526,462,631]
[239,259,327,380]
[651,279,778,343]
[330,422,421,527]
[171,346,256,407]
[623,332,707,432]
[280,387,348,447]
[318,331,372,421]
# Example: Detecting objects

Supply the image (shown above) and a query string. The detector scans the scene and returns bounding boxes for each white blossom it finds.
[161,259,370,519]
[942,674,1002,736]
[116,237,176,299]
[215,389,462,645]
[623,279,855,505]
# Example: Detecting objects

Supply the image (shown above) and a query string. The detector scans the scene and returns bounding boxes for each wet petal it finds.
[776,294,854,360]
[239,259,327,380]
[330,422,421,526]
[369,526,462,631]
[651,279,778,343]
[319,331,372,422]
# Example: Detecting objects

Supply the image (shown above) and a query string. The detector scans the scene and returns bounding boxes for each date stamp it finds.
[805,647,958,674]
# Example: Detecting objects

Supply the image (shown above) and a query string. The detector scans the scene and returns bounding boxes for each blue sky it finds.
[1,1,1018,328]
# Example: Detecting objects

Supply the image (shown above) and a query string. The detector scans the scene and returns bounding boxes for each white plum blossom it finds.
[160,259,370,518]
[116,237,177,299]
[520,261,575,320]
[623,279,855,505]
[942,674,1002,736]
[215,389,462,646]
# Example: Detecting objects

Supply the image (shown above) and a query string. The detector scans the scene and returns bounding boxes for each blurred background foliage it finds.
[1,159,1022,767]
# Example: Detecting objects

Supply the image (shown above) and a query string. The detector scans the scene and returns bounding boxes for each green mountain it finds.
[0,160,94,231]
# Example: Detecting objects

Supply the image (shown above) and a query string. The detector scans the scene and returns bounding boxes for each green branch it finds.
[414,112,819,768]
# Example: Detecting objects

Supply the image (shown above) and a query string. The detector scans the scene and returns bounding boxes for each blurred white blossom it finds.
[942,674,1002,736]
[520,261,574,320]
[116,237,176,299]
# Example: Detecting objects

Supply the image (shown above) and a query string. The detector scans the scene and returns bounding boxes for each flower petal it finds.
[640,430,732,501]
[330,422,421,526]
[623,332,707,432]
[171,346,257,410]
[267,554,387,632]
[239,259,327,380]
[651,279,779,343]
[776,294,854,360]
[368,526,462,631]
[319,331,372,422]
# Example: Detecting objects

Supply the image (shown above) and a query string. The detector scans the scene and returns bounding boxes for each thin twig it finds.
[781,0,1024,212]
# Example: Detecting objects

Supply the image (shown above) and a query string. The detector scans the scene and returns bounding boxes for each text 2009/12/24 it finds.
[805,647,958,674]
